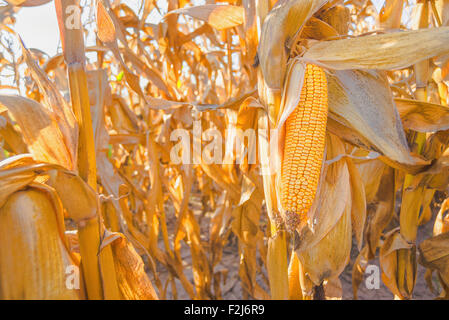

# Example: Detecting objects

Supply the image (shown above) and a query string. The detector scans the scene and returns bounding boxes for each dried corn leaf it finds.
[396,98,449,132]
[47,169,98,223]
[0,155,54,208]
[0,114,28,154]
[379,0,404,29]
[365,167,395,257]
[0,95,74,169]
[379,228,414,299]
[304,27,449,71]
[326,69,417,167]
[346,157,366,250]
[19,39,78,167]
[355,158,386,203]
[165,5,244,31]
[352,246,370,299]
[419,231,449,290]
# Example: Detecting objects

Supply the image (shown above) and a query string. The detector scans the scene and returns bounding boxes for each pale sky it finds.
[12,0,389,57]
[13,0,158,56]
[14,2,60,56]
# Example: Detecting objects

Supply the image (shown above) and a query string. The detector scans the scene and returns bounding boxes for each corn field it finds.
[1,0,449,300]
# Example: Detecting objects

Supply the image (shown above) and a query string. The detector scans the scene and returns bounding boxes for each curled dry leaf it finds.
[379,228,415,299]
[47,169,98,223]
[365,166,395,257]
[0,95,75,169]
[419,231,449,292]
[165,5,245,31]
[19,39,78,166]
[258,0,327,90]
[415,147,449,190]
[0,155,52,208]
[0,113,28,154]
[395,98,449,132]
[379,0,404,29]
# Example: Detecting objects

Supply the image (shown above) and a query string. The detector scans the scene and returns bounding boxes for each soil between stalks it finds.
[148,186,439,300]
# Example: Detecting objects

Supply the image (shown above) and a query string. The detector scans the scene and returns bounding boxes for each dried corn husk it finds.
[0,188,80,299]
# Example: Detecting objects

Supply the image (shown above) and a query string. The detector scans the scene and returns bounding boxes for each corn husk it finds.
[0,188,80,299]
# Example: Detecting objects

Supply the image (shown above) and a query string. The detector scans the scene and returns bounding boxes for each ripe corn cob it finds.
[281,64,328,231]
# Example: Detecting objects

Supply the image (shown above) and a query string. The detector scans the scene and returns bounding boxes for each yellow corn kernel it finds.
[281,64,328,230]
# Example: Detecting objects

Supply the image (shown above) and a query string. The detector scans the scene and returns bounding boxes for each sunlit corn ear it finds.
[105,233,158,300]
[0,188,80,299]
[278,64,328,232]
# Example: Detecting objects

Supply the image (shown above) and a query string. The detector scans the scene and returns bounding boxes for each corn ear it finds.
[280,64,328,231]
[111,234,158,300]
[0,189,79,299]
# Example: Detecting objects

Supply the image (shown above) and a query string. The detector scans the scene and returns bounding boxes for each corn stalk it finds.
[54,0,119,299]
[396,0,430,299]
